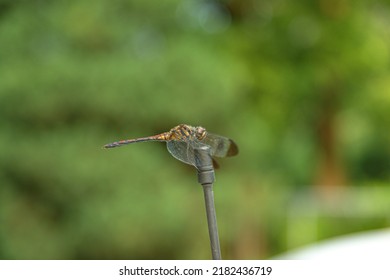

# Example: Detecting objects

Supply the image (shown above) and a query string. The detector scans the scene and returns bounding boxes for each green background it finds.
[0,0,389,259]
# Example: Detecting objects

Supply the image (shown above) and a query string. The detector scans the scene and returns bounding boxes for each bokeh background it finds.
[1,0,389,259]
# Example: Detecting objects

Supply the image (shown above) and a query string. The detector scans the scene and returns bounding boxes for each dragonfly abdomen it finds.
[103,132,170,148]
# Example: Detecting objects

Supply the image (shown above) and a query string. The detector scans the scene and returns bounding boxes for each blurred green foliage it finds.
[0,0,389,259]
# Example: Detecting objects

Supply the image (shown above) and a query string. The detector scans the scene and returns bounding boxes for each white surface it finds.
[275,228,390,260]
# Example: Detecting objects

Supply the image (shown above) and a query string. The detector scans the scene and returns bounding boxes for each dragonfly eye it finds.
[196,126,207,140]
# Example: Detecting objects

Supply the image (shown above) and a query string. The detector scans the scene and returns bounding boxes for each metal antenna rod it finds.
[194,146,221,260]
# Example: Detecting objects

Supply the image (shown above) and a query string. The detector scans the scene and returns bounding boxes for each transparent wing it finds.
[166,140,196,166]
[199,133,239,158]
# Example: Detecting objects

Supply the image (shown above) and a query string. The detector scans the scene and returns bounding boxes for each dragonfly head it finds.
[195,126,207,140]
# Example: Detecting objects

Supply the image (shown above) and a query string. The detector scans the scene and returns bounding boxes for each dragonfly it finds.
[103,124,238,168]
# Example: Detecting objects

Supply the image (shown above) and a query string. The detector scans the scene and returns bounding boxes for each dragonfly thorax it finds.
[169,124,207,141]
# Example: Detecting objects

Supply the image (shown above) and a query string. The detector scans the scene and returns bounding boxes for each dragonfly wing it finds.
[166,140,196,166]
[200,133,239,158]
